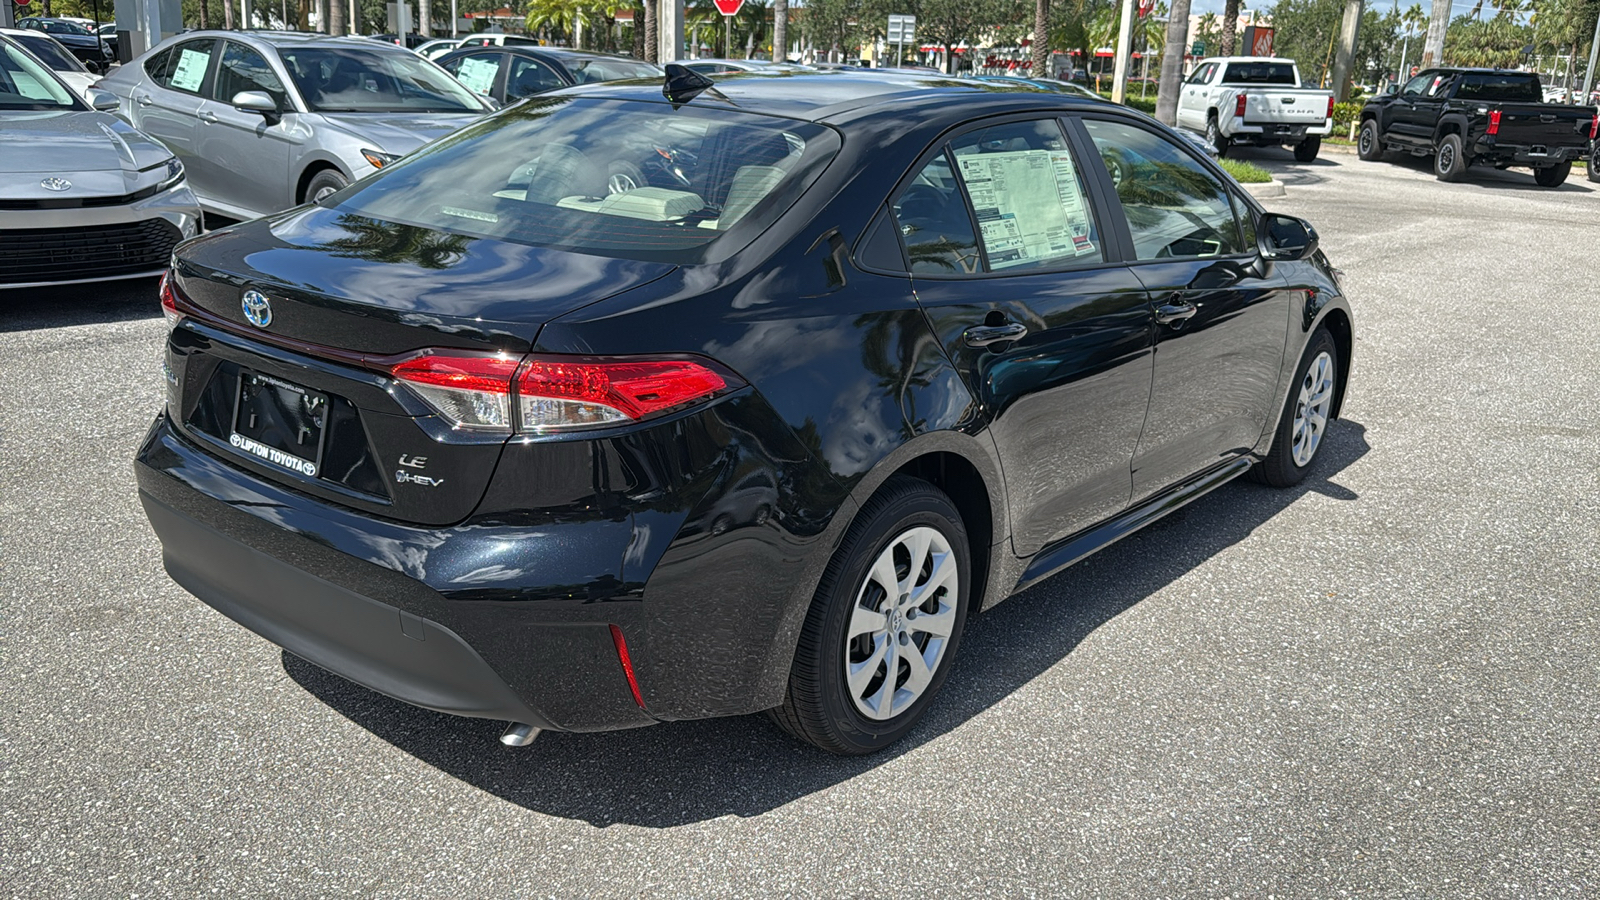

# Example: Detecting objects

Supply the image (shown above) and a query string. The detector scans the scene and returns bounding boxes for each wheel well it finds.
[890,452,994,614]
[296,161,343,205]
[1437,122,1462,138]
[1321,309,1354,419]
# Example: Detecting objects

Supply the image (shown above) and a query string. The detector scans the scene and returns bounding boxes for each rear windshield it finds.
[563,56,660,83]
[1455,73,1541,102]
[1221,62,1297,85]
[330,97,840,264]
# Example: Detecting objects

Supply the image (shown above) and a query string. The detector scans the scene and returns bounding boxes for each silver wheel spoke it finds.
[1291,351,1335,467]
[848,605,887,640]
[848,637,887,698]
[844,524,959,721]
[911,604,956,638]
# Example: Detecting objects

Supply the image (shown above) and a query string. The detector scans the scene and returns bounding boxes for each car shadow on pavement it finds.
[0,277,164,333]
[285,420,1371,828]
[1379,152,1595,192]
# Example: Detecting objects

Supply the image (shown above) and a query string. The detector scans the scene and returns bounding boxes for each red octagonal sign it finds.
[713,0,743,15]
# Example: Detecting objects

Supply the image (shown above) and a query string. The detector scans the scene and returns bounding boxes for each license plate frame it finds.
[228,370,329,478]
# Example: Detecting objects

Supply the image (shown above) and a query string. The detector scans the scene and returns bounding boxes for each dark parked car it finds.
[17,17,112,72]
[137,70,1353,756]
[1358,68,1598,186]
[434,46,660,105]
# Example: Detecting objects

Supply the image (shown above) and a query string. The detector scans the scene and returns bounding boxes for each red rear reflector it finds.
[159,272,182,326]
[1235,93,1247,118]
[390,354,519,394]
[609,624,646,709]
[515,357,730,431]
[1487,110,1502,136]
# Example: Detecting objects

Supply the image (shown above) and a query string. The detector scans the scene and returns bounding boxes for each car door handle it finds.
[134,93,152,106]
[198,110,219,123]
[1154,301,1198,326]
[962,322,1028,348]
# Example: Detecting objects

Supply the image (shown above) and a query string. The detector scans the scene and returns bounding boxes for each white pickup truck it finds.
[1177,57,1335,161]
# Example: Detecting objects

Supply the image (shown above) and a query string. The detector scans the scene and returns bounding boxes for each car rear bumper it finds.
[1471,137,1588,165]
[135,413,657,732]
[1232,120,1333,141]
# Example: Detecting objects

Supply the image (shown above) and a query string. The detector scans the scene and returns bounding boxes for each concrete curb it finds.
[1245,180,1286,199]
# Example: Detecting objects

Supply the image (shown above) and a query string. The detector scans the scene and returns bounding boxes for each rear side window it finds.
[214,41,287,108]
[153,40,215,95]
[893,151,982,275]
[1085,118,1245,260]
[331,97,839,264]
[1455,73,1540,102]
[1221,62,1296,85]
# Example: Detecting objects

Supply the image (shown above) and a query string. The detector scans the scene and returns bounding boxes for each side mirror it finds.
[85,87,120,111]
[1258,212,1319,262]
[1383,83,1398,96]
[231,90,283,124]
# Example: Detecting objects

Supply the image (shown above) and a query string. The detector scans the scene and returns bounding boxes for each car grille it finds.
[0,218,182,284]
[0,184,164,211]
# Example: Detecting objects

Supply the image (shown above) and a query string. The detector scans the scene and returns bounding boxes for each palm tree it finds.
[1220,0,1242,56]
[773,0,787,61]
[526,0,591,47]
[1033,0,1051,77]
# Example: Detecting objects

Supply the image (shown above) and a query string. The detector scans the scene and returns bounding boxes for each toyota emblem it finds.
[40,177,72,192]
[241,291,273,328]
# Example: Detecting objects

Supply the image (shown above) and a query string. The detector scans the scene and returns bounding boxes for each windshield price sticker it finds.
[957,149,1096,269]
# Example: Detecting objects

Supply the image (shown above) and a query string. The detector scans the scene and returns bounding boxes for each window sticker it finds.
[170,48,210,92]
[455,57,499,95]
[956,149,1096,269]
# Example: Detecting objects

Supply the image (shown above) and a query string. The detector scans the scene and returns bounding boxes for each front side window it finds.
[1085,118,1245,260]
[279,46,485,113]
[1401,73,1432,97]
[214,41,288,108]
[1186,64,1214,85]
[330,97,837,264]
[0,39,79,109]
[154,40,216,95]
[505,56,563,99]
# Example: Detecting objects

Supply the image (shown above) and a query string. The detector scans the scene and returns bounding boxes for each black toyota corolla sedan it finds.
[136,69,1353,755]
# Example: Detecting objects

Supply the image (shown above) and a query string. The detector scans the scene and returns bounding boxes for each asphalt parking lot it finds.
[3,151,1596,897]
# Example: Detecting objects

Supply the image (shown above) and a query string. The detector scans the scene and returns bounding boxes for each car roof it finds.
[163,30,398,49]
[555,69,1104,123]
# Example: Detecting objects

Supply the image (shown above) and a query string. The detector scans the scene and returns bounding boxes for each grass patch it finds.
[1218,158,1273,183]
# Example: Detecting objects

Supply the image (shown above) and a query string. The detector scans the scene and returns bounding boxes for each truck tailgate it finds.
[1243,91,1330,126]
[1491,103,1596,149]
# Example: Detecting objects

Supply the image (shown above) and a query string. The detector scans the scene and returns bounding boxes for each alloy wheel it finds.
[844,526,959,720]
[1292,351,1335,467]
[1359,127,1373,156]
[607,173,639,194]
[313,185,339,202]
[1438,143,1455,174]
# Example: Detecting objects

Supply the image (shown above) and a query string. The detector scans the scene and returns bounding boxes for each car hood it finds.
[0,110,176,199]
[313,110,485,155]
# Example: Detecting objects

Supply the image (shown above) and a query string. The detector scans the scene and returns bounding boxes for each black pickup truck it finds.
[1357,68,1598,186]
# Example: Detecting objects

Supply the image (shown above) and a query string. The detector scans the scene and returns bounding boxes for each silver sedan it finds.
[0,34,200,290]
[96,31,493,221]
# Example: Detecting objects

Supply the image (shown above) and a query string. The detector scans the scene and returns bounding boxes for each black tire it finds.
[1293,135,1321,162]
[1206,114,1230,158]
[1434,133,1469,182]
[303,168,349,204]
[1588,146,1599,183]
[1357,119,1385,161]
[1250,327,1339,489]
[1533,161,1571,188]
[768,476,972,755]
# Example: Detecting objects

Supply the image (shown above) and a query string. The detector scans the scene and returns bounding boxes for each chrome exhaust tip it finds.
[500,723,540,747]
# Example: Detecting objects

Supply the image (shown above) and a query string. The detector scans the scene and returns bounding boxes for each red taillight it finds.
[609,624,646,709]
[1487,109,1502,136]
[159,271,182,326]
[515,356,730,432]
[1235,93,1247,118]
[1590,112,1598,140]
[1326,96,1335,120]
[389,353,521,432]
[387,352,736,434]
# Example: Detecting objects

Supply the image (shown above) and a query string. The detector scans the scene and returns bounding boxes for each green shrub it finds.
[1219,158,1272,184]
[1332,101,1362,129]
[1095,91,1159,115]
